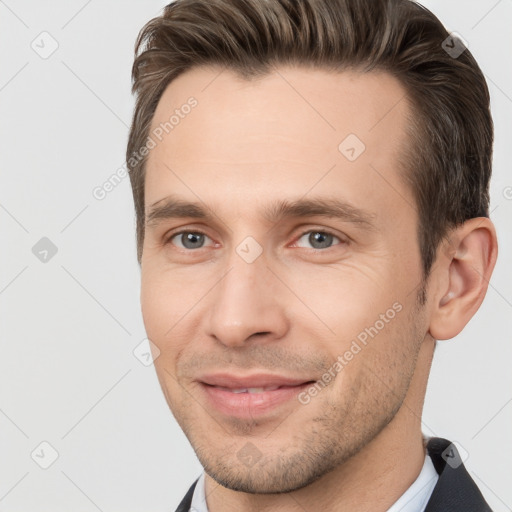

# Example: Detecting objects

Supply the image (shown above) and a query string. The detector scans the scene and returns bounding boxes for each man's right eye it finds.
[165,230,215,250]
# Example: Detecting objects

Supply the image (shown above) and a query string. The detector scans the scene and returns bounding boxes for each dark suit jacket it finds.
[174,437,492,511]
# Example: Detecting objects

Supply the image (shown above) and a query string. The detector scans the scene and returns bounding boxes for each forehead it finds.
[145,65,415,225]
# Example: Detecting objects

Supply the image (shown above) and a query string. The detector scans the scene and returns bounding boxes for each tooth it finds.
[219,386,282,393]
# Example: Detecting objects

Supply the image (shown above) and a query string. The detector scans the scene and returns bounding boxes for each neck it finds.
[205,336,435,512]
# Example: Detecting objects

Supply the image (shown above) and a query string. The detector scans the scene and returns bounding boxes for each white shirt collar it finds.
[190,471,207,512]
[190,452,438,512]
[387,452,439,512]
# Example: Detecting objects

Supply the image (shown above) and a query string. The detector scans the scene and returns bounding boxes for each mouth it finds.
[210,385,290,393]
[197,373,316,418]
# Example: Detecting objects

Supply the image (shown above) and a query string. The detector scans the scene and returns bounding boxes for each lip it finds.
[198,373,315,418]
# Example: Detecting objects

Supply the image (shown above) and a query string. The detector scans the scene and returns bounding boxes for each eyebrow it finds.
[145,195,376,230]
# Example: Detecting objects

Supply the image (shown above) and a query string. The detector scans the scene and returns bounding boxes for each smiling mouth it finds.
[207,383,315,394]
[199,380,316,418]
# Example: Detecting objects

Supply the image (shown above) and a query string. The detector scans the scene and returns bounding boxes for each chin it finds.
[200,449,341,495]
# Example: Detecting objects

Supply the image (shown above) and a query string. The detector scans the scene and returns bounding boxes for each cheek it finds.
[290,268,415,384]
[140,273,164,338]
[330,305,418,406]
[290,263,398,337]
[140,266,204,367]
[140,268,181,345]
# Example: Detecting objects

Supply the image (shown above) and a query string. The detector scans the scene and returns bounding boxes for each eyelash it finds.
[164,228,346,251]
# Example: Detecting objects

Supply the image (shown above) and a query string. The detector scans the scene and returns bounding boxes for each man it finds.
[126,0,498,510]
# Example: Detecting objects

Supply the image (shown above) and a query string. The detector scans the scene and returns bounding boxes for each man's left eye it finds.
[293,230,344,250]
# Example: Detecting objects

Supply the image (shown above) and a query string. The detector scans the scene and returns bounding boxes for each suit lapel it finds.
[174,478,198,512]
[424,437,492,511]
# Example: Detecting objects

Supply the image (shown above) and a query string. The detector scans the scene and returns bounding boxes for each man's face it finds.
[140,66,430,493]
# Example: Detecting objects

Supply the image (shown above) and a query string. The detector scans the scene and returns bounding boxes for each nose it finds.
[205,249,289,348]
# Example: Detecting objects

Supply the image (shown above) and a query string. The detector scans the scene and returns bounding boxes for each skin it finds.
[139,65,497,512]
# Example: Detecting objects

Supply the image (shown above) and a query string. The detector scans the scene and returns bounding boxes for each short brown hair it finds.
[127,0,493,278]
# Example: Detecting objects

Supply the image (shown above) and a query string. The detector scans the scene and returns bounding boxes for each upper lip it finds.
[199,373,314,389]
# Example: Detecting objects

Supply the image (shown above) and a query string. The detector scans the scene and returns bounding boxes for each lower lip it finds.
[200,382,313,418]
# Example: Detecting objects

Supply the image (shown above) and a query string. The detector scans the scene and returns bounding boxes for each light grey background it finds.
[1,1,511,510]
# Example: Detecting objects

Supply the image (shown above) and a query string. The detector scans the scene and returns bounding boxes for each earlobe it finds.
[428,217,498,341]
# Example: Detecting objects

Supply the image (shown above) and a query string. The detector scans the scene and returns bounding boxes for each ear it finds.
[428,217,498,341]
